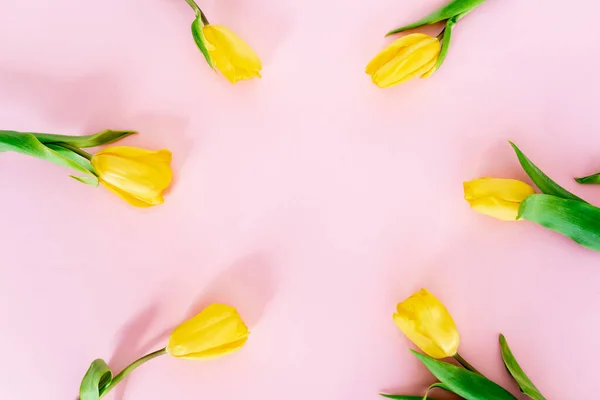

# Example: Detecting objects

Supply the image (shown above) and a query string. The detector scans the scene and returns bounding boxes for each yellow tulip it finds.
[393,289,459,359]
[464,178,536,221]
[203,24,262,84]
[366,33,441,88]
[166,304,249,360]
[91,146,172,208]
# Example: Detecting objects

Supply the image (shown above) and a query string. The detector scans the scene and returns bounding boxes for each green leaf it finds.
[412,350,517,400]
[46,143,97,172]
[386,0,486,36]
[191,17,215,69]
[575,173,600,185]
[510,142,585,203]
[499,335,547,400]
[79,359,113,400]
[0,129,137,149]
[518,194,600,252]
[70,175,99,186]
[435,16,458,71]
[380,396,436,400]
[0,132,94,177]
[422,383,449,399]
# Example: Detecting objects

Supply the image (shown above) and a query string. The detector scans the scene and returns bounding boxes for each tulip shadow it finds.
[107,303,162,400]
[215,0,293,64]
[0,68,127,131]
[185,254,276,329]
[460,138,527,181]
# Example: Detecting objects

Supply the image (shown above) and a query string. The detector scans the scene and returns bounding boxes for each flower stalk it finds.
[99,348,167,398]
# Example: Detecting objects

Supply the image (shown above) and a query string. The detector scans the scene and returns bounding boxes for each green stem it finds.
[454,352,483,375]
[183,0,209,24]
[99,348,167,398]
[55,143,93,161]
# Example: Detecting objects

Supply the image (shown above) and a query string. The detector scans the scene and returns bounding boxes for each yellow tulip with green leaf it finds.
[184,0,262,83]
[0,129,172,207]
[384,289,548,400]
[465,142,600,252]
[78,304,249,400]
[367,0,487,87]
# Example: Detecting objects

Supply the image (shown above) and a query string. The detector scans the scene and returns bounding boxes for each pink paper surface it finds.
[1,0,599,399]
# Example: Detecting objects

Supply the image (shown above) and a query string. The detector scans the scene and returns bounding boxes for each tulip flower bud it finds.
[91,146,172,208]
[167,304,249,360]
[464,178,535,221]
[366,34,441,88]
[393,289,460,359]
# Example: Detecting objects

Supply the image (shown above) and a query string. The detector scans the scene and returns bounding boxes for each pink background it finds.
[1,0,600,399]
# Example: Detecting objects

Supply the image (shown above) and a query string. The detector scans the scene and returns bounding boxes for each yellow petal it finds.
[393,289,459,359]
[372,39,440,88]
[91,146,172,207]
[420,59,438,79]
[366,33,434,76]
[166,304,249,360]
[203,24,262,84]
[464,178,536,221]
[100,179,163,207]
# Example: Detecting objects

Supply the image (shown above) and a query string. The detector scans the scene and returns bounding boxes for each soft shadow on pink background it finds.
[1,0,600,399]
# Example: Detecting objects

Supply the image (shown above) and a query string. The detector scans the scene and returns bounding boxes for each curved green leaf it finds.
[380,396,436,400]
[575,173,600,185]
[499,335,547,400]
[435,16,458,71]
[192,17,215,69]
[509,142,585,203]
[0,129,137,149]
[79,359,112,400]
[518,194,600,252]
[412,351,517,400]
[423,383,449,399]
[0,132,94,176]
[386,0,486,36]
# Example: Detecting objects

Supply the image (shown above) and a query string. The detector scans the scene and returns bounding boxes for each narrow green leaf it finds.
[0,129,137,149]
[191,17,215,69]
[423,383,449,399]
[412,350,517,400]
[0,132,94,176]
[499,335,547,400]
[70,175,99,186]
[380,396,436,400]
[575,173,600,185]
[386,0,486,36]
[435,16,458,71]
[79,359,112,400]
[518,194,600,252]
[509,142,585,203]
[46,144,96,173]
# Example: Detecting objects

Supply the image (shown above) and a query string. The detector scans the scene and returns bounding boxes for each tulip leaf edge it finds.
[191,17,215,69]
[411,350,518,400]
[386,0,487,36]
[509,142,586,203]
[499,334,547,400]
[518,194,600,252]
[79,358,113,400]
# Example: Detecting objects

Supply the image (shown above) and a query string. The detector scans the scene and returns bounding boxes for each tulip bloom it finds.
[464,178,535,221]
[366,33,440,88]
[202,24,262,84]
[79,304,248,399]
[393,289,459,359]
[91,146,172,208]
[167,304,249,359]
